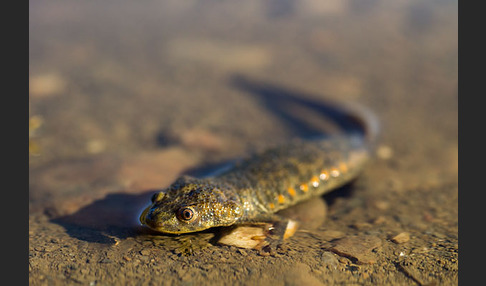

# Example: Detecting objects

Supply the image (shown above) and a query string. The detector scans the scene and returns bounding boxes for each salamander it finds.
[139,78,379,244]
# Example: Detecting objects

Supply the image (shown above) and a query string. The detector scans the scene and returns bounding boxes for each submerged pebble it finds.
[330,235,382,264]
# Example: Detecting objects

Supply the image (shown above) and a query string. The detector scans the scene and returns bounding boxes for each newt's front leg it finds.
[217,214,299,255]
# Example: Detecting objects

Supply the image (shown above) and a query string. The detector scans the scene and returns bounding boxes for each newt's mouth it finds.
[139,206,176,232]
[139,206,150,225]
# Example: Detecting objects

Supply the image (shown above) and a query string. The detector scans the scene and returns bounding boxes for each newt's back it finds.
[140,78,378,235]
[217,135,370,220]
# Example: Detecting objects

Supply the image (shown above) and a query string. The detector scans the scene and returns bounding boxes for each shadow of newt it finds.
[50,191,156,244]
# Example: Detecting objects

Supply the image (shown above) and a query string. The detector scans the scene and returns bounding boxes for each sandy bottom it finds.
[29,1,457,285]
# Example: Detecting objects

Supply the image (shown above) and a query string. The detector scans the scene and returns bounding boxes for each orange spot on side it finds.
[339,162,348,173]
[320,170,329,180]
[287,187,296,197]
[300,184,309,192]
[311,176,319,187]
[268,203,275,210]
[278,194,286,204]
[330,168,340,177]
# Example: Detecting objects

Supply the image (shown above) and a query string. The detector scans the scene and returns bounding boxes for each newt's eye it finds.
[176,207,197,222]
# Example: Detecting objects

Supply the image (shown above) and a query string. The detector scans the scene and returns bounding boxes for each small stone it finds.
[376,145,393,160]
[372,216,386,225]
[142,241,153,247]
[391,232,410,244]
[374,200,390,211]
[203,264,214,270]
[99,258,112,264]
[140,249,151,256]
[236,249,248,256]
[320,230,346,241]
[351,222,372,230]
[320,251,339,270]
[330,235,382,264]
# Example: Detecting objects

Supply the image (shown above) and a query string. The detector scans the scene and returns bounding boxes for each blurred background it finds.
[29,0,457,211]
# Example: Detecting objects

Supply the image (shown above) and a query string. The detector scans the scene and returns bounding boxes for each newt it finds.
[139,78,379,248]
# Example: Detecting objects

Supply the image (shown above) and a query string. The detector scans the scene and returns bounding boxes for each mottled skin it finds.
[140,132,373,235]
[140,176,243,234]
[139,82,380,239]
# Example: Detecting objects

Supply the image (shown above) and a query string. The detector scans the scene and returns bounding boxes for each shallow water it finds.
[30,1,457,285]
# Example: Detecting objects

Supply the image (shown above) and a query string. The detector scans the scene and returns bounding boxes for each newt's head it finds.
[140,176,243,234]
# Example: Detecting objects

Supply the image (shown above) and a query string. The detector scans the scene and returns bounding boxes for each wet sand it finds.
[29,1,457,285]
